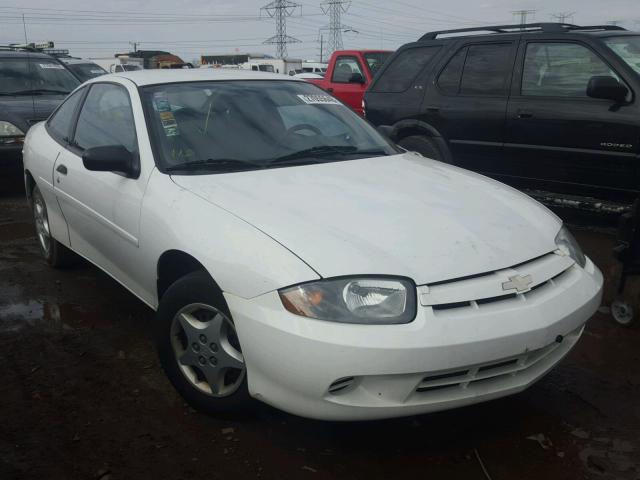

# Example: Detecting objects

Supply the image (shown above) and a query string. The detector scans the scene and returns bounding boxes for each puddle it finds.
[0,300,86,333]
[0,222,34,242]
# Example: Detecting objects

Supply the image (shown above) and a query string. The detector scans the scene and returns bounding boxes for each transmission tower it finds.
[550,12,575,23]
[511,9,536,25]
[261,0,301,59]
[321,0,351,55]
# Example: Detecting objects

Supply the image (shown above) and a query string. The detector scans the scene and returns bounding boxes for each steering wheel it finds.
[286,123,322,136]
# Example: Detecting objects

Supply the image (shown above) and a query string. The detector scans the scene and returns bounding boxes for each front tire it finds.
[31,185,77,268]
[155,271,251,415]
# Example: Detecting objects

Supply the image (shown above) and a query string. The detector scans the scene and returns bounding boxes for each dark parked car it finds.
[0,48,79,180]
[365,23,640,213]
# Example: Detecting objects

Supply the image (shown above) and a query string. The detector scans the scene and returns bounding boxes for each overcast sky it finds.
[0,0,638,62]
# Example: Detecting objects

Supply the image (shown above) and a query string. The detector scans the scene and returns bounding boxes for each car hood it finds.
[0,95,65,133]
[172,154,562,285]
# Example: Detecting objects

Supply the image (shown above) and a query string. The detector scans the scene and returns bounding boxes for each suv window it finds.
[373,46,441,93]
[332,56,364,83]
[47,88,85,143]
[438,48,466,94]
[522,42,618,97]
[460,44,512,95]
[74,83,137,153]
[438,44,512,96]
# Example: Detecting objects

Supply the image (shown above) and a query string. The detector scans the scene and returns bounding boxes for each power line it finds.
[261,0,301,58]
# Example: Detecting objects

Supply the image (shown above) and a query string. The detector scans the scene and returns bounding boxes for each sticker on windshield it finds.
[39,63,65,70]
[90,69,105,74]
[153,92,180,137]
[297,94,341,105]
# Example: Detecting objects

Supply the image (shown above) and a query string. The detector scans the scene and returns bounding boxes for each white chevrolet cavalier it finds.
[23,70,603,421]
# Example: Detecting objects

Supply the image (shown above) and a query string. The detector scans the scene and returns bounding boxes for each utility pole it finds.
[511,9,536,25]
[261,0,301,59]
[22,14,28,44]
[321,0,351,55]
[320,34,324,63]
[550,12,575,23]
[130,42,139,53]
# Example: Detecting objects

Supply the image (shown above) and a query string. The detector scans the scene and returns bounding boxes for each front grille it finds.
[420,252,575,314]
[415,339,562,394]
[328,377,356,394]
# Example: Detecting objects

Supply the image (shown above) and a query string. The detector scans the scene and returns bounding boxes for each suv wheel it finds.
[155,271,251,415]
[32,185,77,268]
[398,135,447,163]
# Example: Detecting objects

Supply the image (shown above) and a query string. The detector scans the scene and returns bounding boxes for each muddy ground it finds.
[0,187,639,480]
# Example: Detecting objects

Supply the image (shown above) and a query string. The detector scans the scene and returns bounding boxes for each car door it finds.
[365,45,443,127]
[504,39,640,198]
[422,41,517,172]
[53,81,153,295]
[328,55,367,112]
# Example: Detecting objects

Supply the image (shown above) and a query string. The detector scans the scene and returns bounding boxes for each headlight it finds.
[0,121,25,138]
[555,226,586,268]
[279,277,417,325]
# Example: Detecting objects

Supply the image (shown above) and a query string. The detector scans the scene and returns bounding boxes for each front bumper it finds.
[0,143,23,164]
[226,258,603,421]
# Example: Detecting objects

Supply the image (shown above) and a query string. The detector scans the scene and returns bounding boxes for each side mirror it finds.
[587,76,629,103]
[377,125,397,141]
[82,145,138,177]
[349,72,366,84]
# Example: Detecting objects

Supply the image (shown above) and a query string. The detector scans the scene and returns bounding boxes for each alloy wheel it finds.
[170,303,246,397]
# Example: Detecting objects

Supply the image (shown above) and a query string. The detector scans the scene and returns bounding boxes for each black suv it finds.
[365,23,640,214]
[0,48,79,178]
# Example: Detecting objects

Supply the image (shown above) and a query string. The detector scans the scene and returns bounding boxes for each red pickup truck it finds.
[306,50,392,116]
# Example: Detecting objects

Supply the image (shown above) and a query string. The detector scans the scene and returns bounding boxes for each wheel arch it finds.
[157,249,221,301]
[391,120,453,163]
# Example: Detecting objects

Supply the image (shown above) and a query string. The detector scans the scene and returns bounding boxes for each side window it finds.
[47,88,85,143]
[372,46,441,93]
[332,56,364,83]
[522,42,619,97]
[438,47,467,95]
[459,44,512,95]
[74,84,137,153]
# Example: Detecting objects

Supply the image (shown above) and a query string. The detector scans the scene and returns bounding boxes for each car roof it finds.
[0,50,58,60]
[98,69,305,86]
[59,57,100,65]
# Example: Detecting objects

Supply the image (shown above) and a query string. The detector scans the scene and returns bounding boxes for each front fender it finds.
[138,170,320,307]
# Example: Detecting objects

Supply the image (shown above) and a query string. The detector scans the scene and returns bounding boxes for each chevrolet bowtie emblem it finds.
[502,274,533,292]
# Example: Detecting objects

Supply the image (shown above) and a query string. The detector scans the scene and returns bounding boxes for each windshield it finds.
[605,36,640,75]
[66,63,107,82]
[141,80,398,174]
[0,57,79,95]
[364,52,392,76]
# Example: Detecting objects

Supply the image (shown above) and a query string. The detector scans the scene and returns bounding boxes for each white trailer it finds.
[89,56,144,73]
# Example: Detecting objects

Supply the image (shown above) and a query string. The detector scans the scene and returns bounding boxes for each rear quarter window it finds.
[372,46,441,93]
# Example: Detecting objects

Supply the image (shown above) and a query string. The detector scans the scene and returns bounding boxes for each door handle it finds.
[56,164,68,175]
[426,106,440,114]
[517,111,533,119]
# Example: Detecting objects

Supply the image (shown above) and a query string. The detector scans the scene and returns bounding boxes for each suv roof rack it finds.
[419,23,627,41]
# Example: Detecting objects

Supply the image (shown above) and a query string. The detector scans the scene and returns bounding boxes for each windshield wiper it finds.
[165,158,262,173]
[7,89,70,96]
[269,146,390,166]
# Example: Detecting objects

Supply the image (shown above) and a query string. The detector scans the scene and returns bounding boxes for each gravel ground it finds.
[0,189,639,480]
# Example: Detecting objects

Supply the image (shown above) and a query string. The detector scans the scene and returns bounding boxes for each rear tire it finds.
[398,135,449,163]
[31,185,77,268]
[155,271,252,416]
